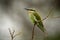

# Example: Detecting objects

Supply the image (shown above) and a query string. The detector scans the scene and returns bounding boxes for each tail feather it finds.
[37,21,46,32]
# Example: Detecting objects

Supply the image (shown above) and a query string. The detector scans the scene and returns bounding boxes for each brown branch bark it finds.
[8,28,14,40]
[32,24,36,40]
[8,28,22,40]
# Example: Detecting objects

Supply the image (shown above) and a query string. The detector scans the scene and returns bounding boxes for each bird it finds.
[25,8,46,32]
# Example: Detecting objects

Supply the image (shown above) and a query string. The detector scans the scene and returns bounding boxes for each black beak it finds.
[24,8,30,10]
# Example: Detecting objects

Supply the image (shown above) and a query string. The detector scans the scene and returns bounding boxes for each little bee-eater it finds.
[25,8,46,32]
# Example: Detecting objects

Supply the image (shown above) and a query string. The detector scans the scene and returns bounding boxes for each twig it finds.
[8,28,14,40]
[42,7,54,21]
[13,32,22,38]
[8,28,21,40]
[32,24,36,40]
[51,16,60,18]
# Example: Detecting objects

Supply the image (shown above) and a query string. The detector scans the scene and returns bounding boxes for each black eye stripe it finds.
[30,9,35,11]
[25,8,35,11]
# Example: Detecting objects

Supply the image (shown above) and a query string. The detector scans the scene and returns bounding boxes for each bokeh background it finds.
[0,0,60,40]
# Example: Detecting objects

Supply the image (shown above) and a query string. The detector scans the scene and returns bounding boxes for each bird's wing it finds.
[37,21,45,32]
[33,12,45,32]
[33,12,41,21]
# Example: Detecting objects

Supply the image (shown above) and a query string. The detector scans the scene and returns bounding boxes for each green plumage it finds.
[29,11,45,32]
[25,8,45,32]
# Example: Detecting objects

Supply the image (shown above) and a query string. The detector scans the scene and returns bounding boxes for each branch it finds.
[32,24,36,40]
[42,7,54,21]
[8,28,14,40]
[13,32,22,38]
[8,28,22,40]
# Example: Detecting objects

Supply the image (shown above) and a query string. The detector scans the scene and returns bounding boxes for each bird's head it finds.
[25,8,36,13]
